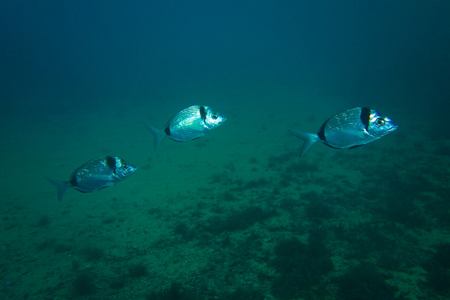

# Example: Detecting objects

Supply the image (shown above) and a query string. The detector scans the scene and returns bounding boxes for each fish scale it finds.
[168,106,209,141]
[321,108,370,148]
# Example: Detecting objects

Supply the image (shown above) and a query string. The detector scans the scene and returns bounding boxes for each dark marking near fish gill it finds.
[106,156,116,170]
[200,106,207,121]
[164,127,171,136]
[360,107,371,131]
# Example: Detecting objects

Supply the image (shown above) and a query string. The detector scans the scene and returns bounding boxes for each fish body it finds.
[145,105,226,150]
[290,107,398,156]
[47,156,137,201]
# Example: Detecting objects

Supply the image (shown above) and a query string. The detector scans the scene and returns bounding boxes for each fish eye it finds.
[211,113,218,120]
[376,118,386,126]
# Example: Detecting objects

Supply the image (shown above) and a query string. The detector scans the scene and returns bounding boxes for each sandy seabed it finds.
[1,87,449,299]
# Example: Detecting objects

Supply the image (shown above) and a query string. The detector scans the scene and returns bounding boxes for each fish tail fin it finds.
[46,177,70,201]
[289,129,320,157]
[144,123,165,151]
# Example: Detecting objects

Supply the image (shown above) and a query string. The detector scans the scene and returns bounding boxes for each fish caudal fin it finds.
[144,123,165,151]
[289,129,320,157]
[46,177,70,201]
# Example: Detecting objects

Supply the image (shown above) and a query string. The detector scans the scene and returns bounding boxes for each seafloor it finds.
[1,87,449,299]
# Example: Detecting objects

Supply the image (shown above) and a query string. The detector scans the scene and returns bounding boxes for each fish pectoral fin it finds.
[349,145,363,149]
[289,129,320,157]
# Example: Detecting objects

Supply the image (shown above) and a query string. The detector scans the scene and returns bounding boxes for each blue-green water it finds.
[1,1,449,299]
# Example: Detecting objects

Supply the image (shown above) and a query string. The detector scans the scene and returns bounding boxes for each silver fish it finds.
[47,156,137,201]
[145,105,226,150]
[290,107,398,156]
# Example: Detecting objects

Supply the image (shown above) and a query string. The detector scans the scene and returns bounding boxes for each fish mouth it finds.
[389,124,399,132]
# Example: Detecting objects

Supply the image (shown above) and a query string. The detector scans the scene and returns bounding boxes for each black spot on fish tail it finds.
[360,107,371,131]
[317,121,327,142]
[70,177,78,187]
[164,126,171,136]
[199,106,207,121]
[106,156,116,170]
